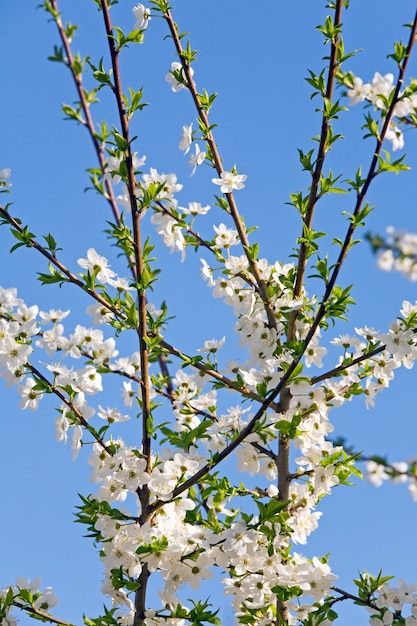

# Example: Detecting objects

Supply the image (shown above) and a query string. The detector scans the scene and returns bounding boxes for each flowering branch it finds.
[27,361,113,454]
[290,9,417,373]
[13,601,74,626]
[0,206,126,319]
[154,200,258,290]
[0,205,284,415]
[99,2,153,621]
[311,343,385,384]
[291,0,344,305]
[47,0,122,224]
[330,586,379,611]
[162,9,278,331]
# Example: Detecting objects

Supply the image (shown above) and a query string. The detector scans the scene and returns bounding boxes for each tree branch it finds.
[99,2,153,622]
[162,9,278,331]
[49,0,121,224]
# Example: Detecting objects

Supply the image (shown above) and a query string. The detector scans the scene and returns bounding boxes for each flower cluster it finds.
[0,578,59,625]
[166,61,194,93]
[373,226,417,281]
[346,72,417,150]
[178,122,207,176]
[366,458,417,501]
[368,577,417,626]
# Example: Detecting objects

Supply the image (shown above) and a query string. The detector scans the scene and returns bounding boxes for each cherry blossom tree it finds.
[1,1,417,625]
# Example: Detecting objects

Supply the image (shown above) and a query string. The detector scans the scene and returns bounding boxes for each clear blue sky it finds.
[1,1,417,624]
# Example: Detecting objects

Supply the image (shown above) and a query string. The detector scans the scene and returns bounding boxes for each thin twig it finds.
[49,0,121,224]
[13,601,75,626]
[311,343,385,384]
[330,586,379,612]
[28,361,113,454]
[0,206,126,320]
[155,200,258,290]
[291,0,344,308]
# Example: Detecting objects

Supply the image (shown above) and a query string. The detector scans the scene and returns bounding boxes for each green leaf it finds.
[377,149,410,174]
[48,45,65,63]
[9,225,35,252]
[297,148,315,172]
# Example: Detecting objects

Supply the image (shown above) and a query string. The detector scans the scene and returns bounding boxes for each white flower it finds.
[236,442,261,475]
[266,484,279,498]
[188,143,206,175]
[148,470,176,500]
[212,171,247,193]
[71,425,83,460]
[304,336,327,367]
[394,97,415,118]
[180,201,210,216]
[34,587,59,610]
[19,378,41,411]
[365,460,389,487]
[347,75,371,105]
[200,258,215,286]
[179,123,193,153]
[151,213,186,259]
[55,414,69,443]
[15,577,42,592]
[369,72,395,109]
[86,303,114,326]
[377,248,395,272]
[77,248,116,284]
[107,276,135,292]
[121,381,136,407]
[198,336,225,353]
[0,167,12,188]
[142,167,182,200]
[165,61,194,92]
[213,223,239,248]
[105,153,146,185]
[39,308,70,324]
[132,4,150,30]
[386,123,404,151]
[97,405,130,423]
[224,255,249,274]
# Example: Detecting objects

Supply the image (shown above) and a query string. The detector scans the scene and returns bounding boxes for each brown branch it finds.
[291,0,344,309]
[277,14,346,623]
[13,601,75,626]
[154,200,258,291]
[49,0,121,224]
[289,8,417,382]
[99,3,153,623]
[0,206,126,320]
[157,336,283,412]
[311,343,385,385]
[28,361,113,455]
[46,0,176,404]
[274,14,417,555]
[330,586,379,612]
[0,211,282,413]
[162,10,277,331]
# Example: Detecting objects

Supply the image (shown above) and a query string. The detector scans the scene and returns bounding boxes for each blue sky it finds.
[1,1,417,624]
